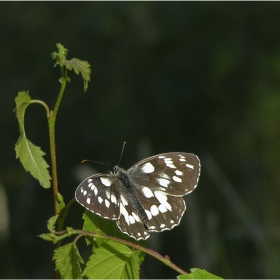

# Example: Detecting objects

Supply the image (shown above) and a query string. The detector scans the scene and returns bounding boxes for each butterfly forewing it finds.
[128,152,200,196]
[75,174,121,220]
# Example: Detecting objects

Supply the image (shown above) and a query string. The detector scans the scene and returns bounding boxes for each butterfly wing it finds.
[128,152,200,196]
[124,152,200,237]
[75,173,121,220]
[116,198,151,240]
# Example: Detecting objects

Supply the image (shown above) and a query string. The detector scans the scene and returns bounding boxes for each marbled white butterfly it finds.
[75,152,200,240]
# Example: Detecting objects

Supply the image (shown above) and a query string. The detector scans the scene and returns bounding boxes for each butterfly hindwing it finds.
[116,195,150,240]
[116,189,186,240]
[136,190,186,232]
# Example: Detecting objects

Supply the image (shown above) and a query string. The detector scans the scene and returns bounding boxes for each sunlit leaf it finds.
[82,210,146,248]
[66,58,91,91]
[47,215,59,232]
[178,268,223,279]
[53,243,84,279]
[14,91,51,188]
[83,240,141,279]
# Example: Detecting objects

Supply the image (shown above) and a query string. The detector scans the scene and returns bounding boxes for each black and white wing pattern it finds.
[75,152,200,240]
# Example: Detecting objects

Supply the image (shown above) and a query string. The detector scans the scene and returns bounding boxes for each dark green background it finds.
[1,2,280,278]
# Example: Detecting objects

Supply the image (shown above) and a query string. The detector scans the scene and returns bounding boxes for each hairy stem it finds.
[53,229,188,275]
[49,75,68,279]
[49,75,67,217]
[30,100,51,118]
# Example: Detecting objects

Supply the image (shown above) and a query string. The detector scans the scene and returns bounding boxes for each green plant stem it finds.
[92,232,188,275]
[49,76,68,279]
[54,229,188,275]
[48,76,67,218]
[30,100,51,117]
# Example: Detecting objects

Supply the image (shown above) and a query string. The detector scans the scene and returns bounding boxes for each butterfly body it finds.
[75,152,200,240]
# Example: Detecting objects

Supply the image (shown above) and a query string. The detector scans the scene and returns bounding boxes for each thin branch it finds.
[53,229,188,275]
[30,99,51,118]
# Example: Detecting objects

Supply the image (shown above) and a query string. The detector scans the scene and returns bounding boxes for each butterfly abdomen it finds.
[115,166,150,226]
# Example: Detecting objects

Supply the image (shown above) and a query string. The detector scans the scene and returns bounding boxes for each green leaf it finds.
[178,268,223,279]
[66,58,91,91]
[51,43,68,67]
[53,243,84,279]
[38,233,58,242]
[51,43,91,91]
[14,92,51,188]
[82,210,146,247]
[14,91,31,131]
[38,232,70,244]
[57,193,65,212]
[83,240,142,279]
[15,137,51,188]
[47,215,59,232]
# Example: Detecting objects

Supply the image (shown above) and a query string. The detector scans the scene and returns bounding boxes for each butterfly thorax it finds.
[113,166,130,188]
[113,166,150,227]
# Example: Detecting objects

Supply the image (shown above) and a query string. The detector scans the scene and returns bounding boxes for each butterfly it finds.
[75,152,200,240]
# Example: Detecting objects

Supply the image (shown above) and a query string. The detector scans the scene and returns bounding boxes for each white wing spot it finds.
[158,204,168,213]
[120,203,129,224]
[173,176,182,182]
[100,177,112,186]
[137,233,141,236]
[142,187,154,198]
[142,162,155,173]
[132,212,141,222]
[186,163,194,169]
[150,205,159,216]
[157,178,170,188]
[86,197,91,204]
[175,170,183,176]
[129,215,135,224]
[105,199,110,208]
[111,194,117,204]
[154,191,167,204]
[91,185,98,196]
[159,173,170,179]
[179,158,186,162]
[144,232,148,235]
[83,190,87,196]
[164,158,173,164]
[145,209,152,220]
[149,225,156,230]
[170,220,174,224]
[166,164,176,168]
[160,224,166,228]
[155,191,172,211]
[87,178,93,183]
[159,155,165,159]
[120,195,128,206]
[105,191,110,200]
[98,197,103,204]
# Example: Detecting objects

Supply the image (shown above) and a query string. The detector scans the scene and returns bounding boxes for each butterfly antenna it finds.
[81,159,112,167]
[118,142,126,166]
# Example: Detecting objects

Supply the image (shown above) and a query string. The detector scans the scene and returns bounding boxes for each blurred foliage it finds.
[1,2,280,278]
